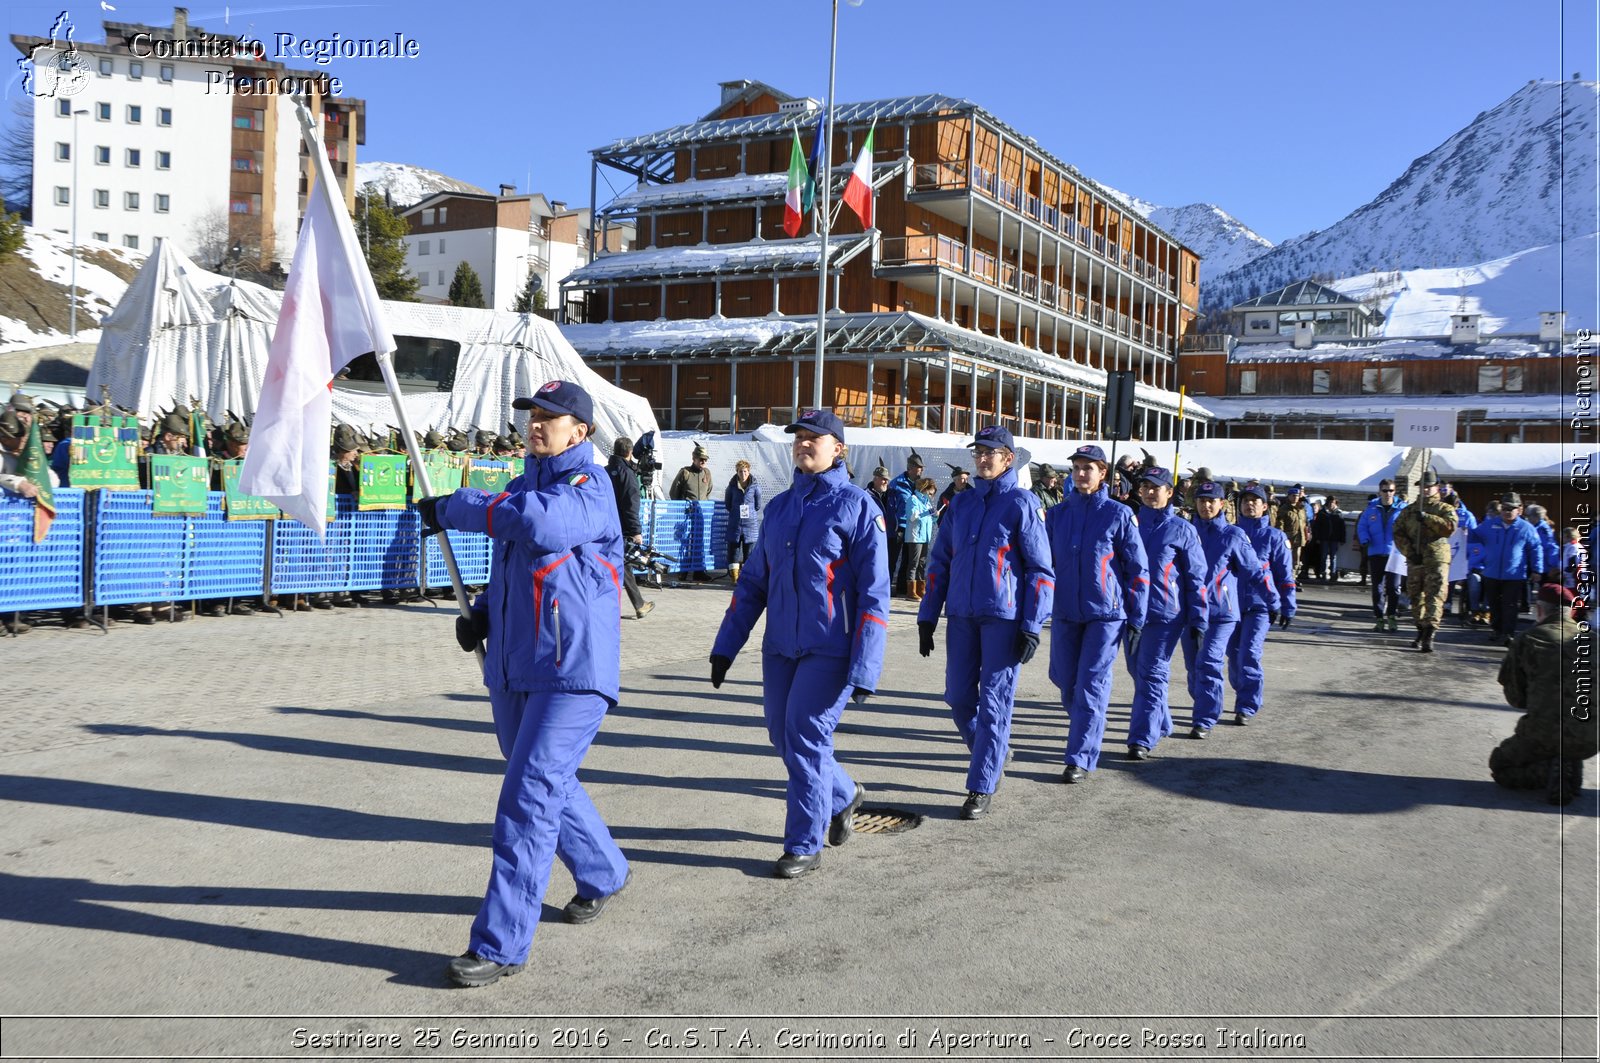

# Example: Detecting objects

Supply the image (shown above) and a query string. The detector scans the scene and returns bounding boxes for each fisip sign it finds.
[1392,408,1458,449]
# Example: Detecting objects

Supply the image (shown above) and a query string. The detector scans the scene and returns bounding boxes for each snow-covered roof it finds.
[1232,279,1370,310]
[560,233,871,286]
[1427,443,1600,479]
[600,161,900,215]
[1200,393,1567,422]
[1227,334,1573,363]
[561,311,1207,418]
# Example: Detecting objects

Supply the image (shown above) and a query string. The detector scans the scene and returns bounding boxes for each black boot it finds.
[1419,624,1435,653]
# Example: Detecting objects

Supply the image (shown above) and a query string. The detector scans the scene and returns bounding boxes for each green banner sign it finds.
[220,460,279,520]
[150,454,210,516]
[414,450,464,496]
[358,453,409,511]
[467,458,514,493]
[68,415,142,489]
[510,457,524,478]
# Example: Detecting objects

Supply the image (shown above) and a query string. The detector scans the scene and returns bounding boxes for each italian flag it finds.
[841,122,876,230]
[783,130,807,238]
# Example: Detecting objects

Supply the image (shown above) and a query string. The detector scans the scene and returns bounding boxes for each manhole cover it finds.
[851,807,923,834]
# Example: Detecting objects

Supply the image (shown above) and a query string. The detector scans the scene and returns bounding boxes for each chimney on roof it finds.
[1449,313,1481,345]
[1292,319,1315,349]
[550,200,566,213]
[1539,311,1566,343]
[719,79,752,107]
[498,183,516,197]
[173,7,188,40]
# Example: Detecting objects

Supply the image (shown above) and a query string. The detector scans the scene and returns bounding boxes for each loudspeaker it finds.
[1104,370,1136,441]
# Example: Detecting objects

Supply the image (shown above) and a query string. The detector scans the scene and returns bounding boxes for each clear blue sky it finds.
[6,0,1597,242]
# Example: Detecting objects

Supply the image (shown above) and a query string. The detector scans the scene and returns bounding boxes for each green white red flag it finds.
[841,122,876,229]
[783,130,808,238]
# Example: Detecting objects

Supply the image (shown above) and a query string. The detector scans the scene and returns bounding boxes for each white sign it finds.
[1392,408,1457,449]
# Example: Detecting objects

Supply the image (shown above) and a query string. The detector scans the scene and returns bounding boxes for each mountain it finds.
[353,161,488,208]
[1206,78,1599,309]
[1101,188,1275,286]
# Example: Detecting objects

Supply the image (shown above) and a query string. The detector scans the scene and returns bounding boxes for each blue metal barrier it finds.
[424,529,492,588]
[270,497,354,595]
[649,500,728,573]
[94,490,188,606]
[0,488,85,611]
[186,494,269,599]
[348,507,423,591]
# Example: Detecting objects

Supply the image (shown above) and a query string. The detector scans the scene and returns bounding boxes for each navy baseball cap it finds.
[785,408,846,442]
[1288,483,1304,494]
[1241,483,1270,503]
[1194,480,1226,500]
[967,424,1015,451]
[513,380,594,426]
[1071,444,1107,464]
[1137,465,1173,488]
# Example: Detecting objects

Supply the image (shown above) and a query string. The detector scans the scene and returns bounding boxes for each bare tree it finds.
[185,207,288,280]
[1,100,34,220]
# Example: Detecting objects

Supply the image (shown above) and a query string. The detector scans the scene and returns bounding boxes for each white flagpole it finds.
[811,0,840,411]
[292,102,479,660]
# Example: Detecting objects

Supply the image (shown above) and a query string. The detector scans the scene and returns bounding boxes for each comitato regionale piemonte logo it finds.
[18,11,92,99]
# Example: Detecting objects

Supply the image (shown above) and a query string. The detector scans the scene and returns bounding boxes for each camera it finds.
[632,430,664,489]
[625,541,676,577]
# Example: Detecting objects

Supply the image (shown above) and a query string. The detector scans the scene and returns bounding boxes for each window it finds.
[437,206,447,224]
[232,110,263,130]
[159,64,173,82]
[1238,369,1257,395]
[155,194,170,213]
[417,240,430,255]
[1312,368,1331,394]
[123,234,138,249]
[98,58,112,77]
[438,270,447,285]
[156,151,170,170]
[340,336,462,394]
[53,186,69,205]
[230,199,251,214]
[96,102,110,121]
[126,105,142,124]
[1361,366,1403,394]
[93,189,109,208]
[1478,365,1525,393]
[421,208,434,224]
[157,107,172,126]
[56,99,71,117]
[128,60,143,80]
[437,238,446,253]
[232,157,253,172]
[125,148,140,167]
[54,142,69,161]
[92,231,108,242]
[95,145,109,164]
[125,192,140,210]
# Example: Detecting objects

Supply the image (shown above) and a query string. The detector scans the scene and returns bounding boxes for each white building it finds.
[401,187,632,314]
[13,7,364,268]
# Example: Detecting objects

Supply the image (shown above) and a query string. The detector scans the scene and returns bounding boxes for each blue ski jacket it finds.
[1136,504,1209,629]
[441,442,624,700]
[1469,516,1544,582]
[1191,511,1275,623]
[1235,513,1298,618]
[1044,485,1149,626]
[1357,498,1407,556]
[713,461,890,692]
[917,466,1053,633]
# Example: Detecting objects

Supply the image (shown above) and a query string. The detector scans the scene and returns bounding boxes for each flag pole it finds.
[811,0,840,411]
[292,102,479,660]
[1172,385,1187,475]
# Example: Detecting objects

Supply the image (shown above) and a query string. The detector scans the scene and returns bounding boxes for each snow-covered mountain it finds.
[1206,79,1599,309]
[1101,188,1275,286]
[353,161,487,208]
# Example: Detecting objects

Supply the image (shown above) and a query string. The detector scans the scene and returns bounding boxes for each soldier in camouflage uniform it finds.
[1490,584,1598,805]
[1391,470,1457,653]
[1273,484,1310,576]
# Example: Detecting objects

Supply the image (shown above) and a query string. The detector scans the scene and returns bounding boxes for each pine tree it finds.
[449,261,486,308]
[0,195,23,259]
[354,189,420,301]
[511,270,539,313]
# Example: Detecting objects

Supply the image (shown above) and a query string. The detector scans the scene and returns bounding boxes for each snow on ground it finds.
[1332,233,1599,337]
[0,229,143,353]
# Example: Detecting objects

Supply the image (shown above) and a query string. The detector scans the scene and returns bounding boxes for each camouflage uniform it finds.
[1392,494,1457,633]
[1273,495,1309,574]
[1491,615,1598,804]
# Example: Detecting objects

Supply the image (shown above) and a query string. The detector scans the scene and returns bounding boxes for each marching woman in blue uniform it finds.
[917,425,1053,819]
[1182,480,1276,738]
[1126,465,1208,759]
[1045,444,1149,782]
[710,409,890,878]
[415,380,631,988]
[1230,483,1296,725]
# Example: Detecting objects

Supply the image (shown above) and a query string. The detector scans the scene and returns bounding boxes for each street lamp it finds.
[69,107,87,340]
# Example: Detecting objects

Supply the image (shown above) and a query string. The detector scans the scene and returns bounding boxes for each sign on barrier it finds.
[358,454,409,511]
[415,451,464,494]
[220,460,279,520]
[467,459,514,493]
[150,455,210,516]
[67,415,141,489]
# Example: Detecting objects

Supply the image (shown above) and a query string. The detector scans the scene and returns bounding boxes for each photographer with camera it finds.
[607,436,655,619]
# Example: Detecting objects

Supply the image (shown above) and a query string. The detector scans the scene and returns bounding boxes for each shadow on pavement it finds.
[274,705,494,733]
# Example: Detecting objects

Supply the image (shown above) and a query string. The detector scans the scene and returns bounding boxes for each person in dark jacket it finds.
[918,425,1053,819]
[723,459,762,584]
[606,436,653,620]
[415,380,631,989]
[710,409,889,879]
[1126,465,1208,758]
[1045,444,1149,781]
[1312,496,1347,582]
[937,465,971,519]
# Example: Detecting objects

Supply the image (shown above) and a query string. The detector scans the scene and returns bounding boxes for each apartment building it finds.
[561,79,1208,438]
[13,6,364,268]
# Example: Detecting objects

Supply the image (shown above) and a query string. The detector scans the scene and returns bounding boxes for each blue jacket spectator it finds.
[724,470,762,544]
[902,487,936,545]
[1357,494,1407,556]
[1470,513,1544,582]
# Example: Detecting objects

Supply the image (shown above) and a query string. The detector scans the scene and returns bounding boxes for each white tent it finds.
[87,240,658,452]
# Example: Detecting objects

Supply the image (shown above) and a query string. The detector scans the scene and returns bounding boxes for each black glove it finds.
[851,687,870,705]
[709,653,731,689]
[1268,611,1281,626]
[1123,626,1142,659]
[1016,629,1040,664]
[1278,613,1292,630]
[455,612,489,652]
[414,494,450,534]
[918,621,937,658]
